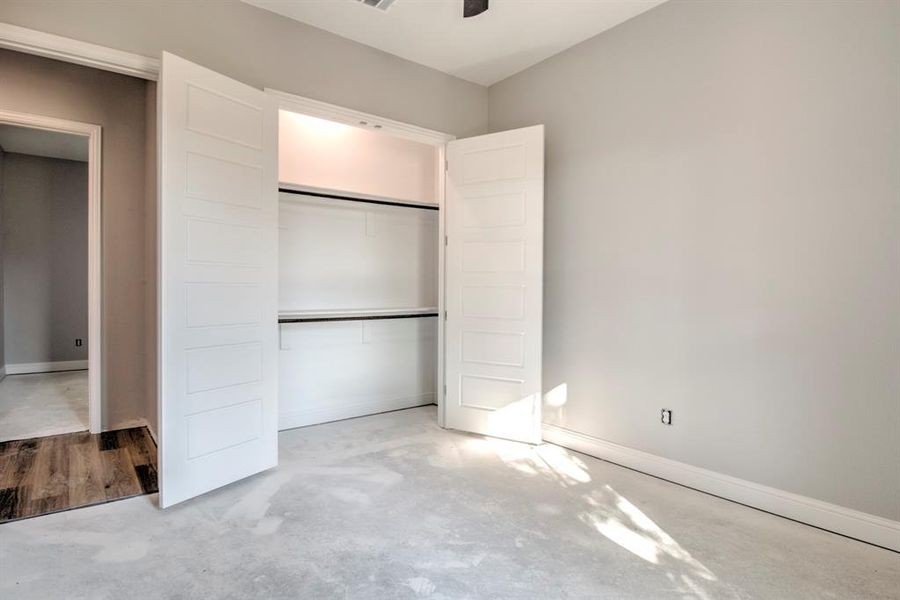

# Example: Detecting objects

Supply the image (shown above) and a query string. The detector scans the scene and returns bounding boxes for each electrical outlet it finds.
[75,338,83,347]
[661,409,672,425]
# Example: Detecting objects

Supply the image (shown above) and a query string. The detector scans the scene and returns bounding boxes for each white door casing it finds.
[444,125,544,444]
[158,52,278,508]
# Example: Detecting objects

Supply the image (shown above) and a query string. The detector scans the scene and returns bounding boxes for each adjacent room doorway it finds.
[0,111,154,525]
[0,112,102,440]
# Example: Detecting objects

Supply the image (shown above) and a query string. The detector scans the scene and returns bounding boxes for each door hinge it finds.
[444,235,448,246]
[443,384,447,396]
[445,159,448,171]
[444,310,448,321]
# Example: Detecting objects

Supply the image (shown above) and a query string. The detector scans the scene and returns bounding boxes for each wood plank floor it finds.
[0,426,157,523]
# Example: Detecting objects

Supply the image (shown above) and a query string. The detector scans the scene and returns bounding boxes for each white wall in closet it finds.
[279,111,438,205]
[279,196,438,311]
[279,318,436,429]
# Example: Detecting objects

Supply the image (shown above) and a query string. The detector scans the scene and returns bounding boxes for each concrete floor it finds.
[0,370,88,442]
[1,406,897,599]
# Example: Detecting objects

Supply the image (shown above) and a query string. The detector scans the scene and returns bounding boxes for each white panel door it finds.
[159,52,278,507]
[444,125,544,444]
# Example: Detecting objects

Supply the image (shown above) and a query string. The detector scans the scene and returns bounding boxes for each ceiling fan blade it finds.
[463,0,489,18]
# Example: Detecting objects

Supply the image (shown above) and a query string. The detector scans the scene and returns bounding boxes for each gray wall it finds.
[0,0,488,138]
[489,0,900,520]
[1,153,88,364]
[0,49,151,430]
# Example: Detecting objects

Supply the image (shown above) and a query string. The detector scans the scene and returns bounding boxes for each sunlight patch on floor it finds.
[535,444,591,483]
[467,435,592,485]
[579,484,718,588]
[477,432,722,598]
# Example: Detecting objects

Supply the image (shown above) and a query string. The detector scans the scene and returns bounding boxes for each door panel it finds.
[444,125,544,444]
[159,52,278,508]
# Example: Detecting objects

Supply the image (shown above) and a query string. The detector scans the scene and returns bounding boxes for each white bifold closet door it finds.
[444,125,544,445]
[158,53,279,508]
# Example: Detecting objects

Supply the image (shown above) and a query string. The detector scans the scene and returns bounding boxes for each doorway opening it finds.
[0,112,156,524]
[0,112,101,441]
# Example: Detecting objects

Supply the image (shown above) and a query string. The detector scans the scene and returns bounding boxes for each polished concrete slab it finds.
[0,371,88,442]
[1,406,897,599]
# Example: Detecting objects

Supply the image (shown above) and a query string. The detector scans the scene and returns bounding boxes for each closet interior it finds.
[276,109,443,430]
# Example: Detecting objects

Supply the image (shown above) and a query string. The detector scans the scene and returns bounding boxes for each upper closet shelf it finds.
[278,307,439,324]
[279,184,439,211]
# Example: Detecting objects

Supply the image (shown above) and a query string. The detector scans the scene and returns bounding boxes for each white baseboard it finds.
[5,360,89,375]
[280,393,435,431]
[542,423,900,553]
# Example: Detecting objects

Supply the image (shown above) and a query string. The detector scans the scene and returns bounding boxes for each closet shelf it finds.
[278,307,439,324]
[279,185,439,211]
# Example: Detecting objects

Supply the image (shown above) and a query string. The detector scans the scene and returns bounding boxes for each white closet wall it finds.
[279,319,436,429]
[279,111,438,204]
[277,110,441,430]
[279,196,438,311]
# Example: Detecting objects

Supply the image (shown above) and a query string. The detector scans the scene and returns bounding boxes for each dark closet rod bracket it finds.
[279,187,439,211]
[279,312,439,324]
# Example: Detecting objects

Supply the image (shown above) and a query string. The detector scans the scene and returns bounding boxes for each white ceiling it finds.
[0,125,88,162]
[244,0,666,86]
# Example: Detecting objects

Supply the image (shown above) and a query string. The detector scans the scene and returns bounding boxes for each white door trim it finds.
[0,22,159,80]
[0,109,103,434]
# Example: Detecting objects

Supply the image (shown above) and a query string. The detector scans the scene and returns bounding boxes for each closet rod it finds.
[279,187,439,211]
[279,312,439,324]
